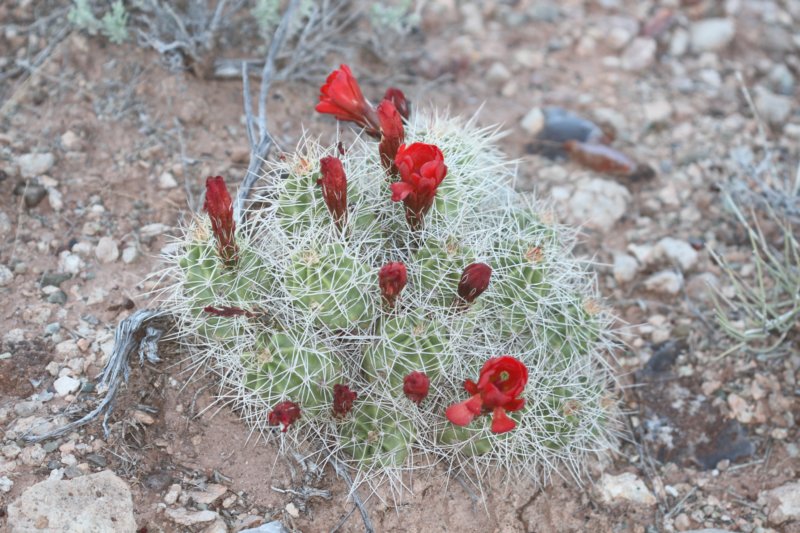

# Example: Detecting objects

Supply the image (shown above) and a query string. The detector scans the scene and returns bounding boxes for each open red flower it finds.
[458,263,492,303]
[390,143,447,231]
[204,176,238,265]
[383,87,410,120]
[316,64,380,137]
[445,356,528,434]
[403,371,430,404]
[377,100,405,174]
[269,401,301,432]
[332,384,357,417]
[318,156,348,229]
[378,262,407,307]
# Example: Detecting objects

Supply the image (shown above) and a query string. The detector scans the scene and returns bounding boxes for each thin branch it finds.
[330,458,375,533]
[258,0,300,138]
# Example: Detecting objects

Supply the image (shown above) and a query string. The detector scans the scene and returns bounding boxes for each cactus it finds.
[160,66,619,492]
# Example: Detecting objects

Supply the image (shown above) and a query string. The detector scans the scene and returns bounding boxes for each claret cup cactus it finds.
[162,64,619,491]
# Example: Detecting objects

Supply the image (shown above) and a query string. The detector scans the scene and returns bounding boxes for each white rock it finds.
[654,237,699,271]
[285,502,300,518]
[16,152,55,178]
[486,62,512,84]
[203,517,229,533]
[61,130,82,151]
[644,100,673,125]
[613,253,639,283]
[240,521,290,533]
[0,475,12,493]
[0,265,13,286]
[754,86,793,126]
[140,223,170,239]
[164,483,181,505]
[0,211,11,237]
[4,328,25,343]
[8,471,136,533]
[58,251,84,274]
[95,237,119,264]
[188,483,227,505]
[621,37,656,71]
[644,270,683,295]
[47,187,64,211]
[760,482,800,525]
[121,246,138,264]
[520,108,545,135]
[566,178,631,232]
[670,28,689,57]
[598,472,657,506]
[158,171,178,189]
[690,18,736,53]
[166,508,219,526]
[20,444,46,466]
[53,375,81,396]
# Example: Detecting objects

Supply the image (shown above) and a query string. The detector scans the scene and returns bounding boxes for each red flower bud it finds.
[269,401,301,432]
[446,356,528,434]
[204,176,238,265]
[377,100,405,175]
[378,262,407,307]
[383,87,410,120]
[316,64,380,137]
[332,384,357,417]
[403,371,430,404]
[458,263,492,303]
[390,143,448,231]
[318,156,348,229]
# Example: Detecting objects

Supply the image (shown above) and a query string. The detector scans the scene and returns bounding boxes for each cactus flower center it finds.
[445,356,528,434]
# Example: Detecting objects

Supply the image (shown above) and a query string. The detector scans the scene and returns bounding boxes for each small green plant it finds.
[68,0,128,43]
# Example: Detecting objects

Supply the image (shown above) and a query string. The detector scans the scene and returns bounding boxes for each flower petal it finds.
[490,407,516,434]
[446,395,483,426]
[390,182,413,202]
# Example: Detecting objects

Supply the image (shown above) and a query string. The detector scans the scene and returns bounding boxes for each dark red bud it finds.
[403,371,430,404]
[458,263,492,303]
[269,401,301,432]
[332,384,357,417]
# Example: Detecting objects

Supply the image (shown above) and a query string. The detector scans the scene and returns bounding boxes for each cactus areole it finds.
[165,64,618,493]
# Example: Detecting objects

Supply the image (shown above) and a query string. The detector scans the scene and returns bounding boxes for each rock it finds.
[654,237,699,271]
[158,171,178,189]
[47,290,67,305]
[41,271,71,287]
[140,223,170,239]
[24,184,48,208]
[613,253,638,283]
[285,501,300,518]
[203,517,228,533]
[670,28,689,57]
[727,393,753,424]
[566,178,630,232]
[165,508,219,527]
[240,521,291,533]
[20,444,46,466]
[690,18,736,53]
[597,472,657,506]
[58,251,84,274]
[164,483,181,505]
[486,62,512,84]
[14,401,41,418]
[520,108,545,136]
[644,271,682,295]
[60,130,82,151]
[2,443,22,459]
[47,187,64,211]
[0,265,13,286]
[7,470,136,533]
[768,64,795,96]
[760,482,800,525]
[16,152,55,178]
[121,246,138,263]
[644,100,673,125]
[95,237,119,264]
[188,483,228,505]
[536,108,605,158]
[686,272,719,301]
[0,475,12,493]
[53,375,81,396]
[621,37,656,71]
[754,87,792,126]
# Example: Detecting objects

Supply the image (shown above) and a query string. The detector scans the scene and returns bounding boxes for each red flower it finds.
[318,156,348,228]
[383,87,410,120]
[403,371,430,404]
[332,384,357,417]
[458,263,492,303]
[390,143,448,231]
[377,100,405,174]
[204,176,237,265]
[316,64,380,137]
[269,401,301,432]
[445,356,528,434]
[378,262,407,307]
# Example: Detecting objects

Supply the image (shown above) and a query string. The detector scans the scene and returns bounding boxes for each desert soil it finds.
[1,0,799,532]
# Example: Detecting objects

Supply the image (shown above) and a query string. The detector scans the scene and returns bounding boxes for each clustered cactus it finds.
[161,65,619,490]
